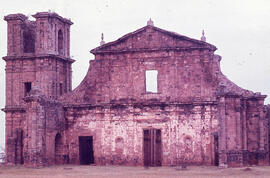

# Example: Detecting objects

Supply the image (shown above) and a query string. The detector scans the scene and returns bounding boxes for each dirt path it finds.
[0,165,270,178]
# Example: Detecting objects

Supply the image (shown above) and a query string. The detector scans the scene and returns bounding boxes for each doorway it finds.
[79,136,94,165]
[143,129,162,166]
[15,129,24,165]
[213,134,219,166]
[55,133,63,164]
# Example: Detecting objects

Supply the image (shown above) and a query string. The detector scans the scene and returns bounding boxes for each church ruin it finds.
[2,12,270,167]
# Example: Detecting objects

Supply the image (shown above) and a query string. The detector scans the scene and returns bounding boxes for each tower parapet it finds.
[4,14,28,56]
[4,12,73,58]
[32,12,72,57]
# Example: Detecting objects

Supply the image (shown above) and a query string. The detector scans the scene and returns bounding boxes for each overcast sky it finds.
[0,0,269,149]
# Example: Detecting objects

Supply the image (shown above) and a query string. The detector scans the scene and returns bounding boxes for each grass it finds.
[0,165,270,178]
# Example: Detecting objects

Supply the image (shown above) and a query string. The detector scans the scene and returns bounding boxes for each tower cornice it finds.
[2,54,75,63]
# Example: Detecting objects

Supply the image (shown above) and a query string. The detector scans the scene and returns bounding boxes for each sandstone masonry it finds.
[2,12,270,167]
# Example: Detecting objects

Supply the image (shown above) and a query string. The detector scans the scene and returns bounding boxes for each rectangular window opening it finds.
[59,83,63,96]
[145,70,158,93]
[24,82,32,96]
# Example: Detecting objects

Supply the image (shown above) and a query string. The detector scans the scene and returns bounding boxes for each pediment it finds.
[91,25,216,54]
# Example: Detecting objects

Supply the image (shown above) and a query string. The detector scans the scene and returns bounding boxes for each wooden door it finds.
[143,129,162,166]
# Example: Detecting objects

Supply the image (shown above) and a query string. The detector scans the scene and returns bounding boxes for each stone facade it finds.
[2,12,270,167]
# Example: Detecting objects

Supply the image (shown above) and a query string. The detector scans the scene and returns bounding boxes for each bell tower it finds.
[3,12,74,107]
[2,12,74,165]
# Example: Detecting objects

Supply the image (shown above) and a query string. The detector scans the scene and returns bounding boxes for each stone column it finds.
[242,100,247,150]
[218,96,227,167]
[235,97,244,166]
[235,98,241,150]
[259,118,265,151]
[4,113,15,165]
[258,100,267,165]
[23,87,47,167]
[241,99,248,166]
[257,96,267,165]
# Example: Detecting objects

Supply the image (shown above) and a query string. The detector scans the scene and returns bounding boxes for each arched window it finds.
[23,30,35,53]
[58,30,63,55]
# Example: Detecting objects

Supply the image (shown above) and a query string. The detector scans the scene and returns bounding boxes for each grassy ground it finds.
[0,165,270,178]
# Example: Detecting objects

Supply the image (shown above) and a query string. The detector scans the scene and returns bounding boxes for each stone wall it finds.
[4,110,25,165]
[64,102,218,166]
[4,57,72,108]
[64,47,220,105]
[217,95,269,167]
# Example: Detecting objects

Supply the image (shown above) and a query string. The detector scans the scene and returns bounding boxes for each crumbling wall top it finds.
[32,12,73,25]
[4,12,73,25]
[4,13,28,21]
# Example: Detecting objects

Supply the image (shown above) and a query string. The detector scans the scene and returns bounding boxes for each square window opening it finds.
[145,70,158,93]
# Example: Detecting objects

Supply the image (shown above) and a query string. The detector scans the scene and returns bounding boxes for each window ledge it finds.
[142,92,161,95]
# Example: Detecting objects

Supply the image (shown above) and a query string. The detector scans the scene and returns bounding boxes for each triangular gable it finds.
[91,25,217,54]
